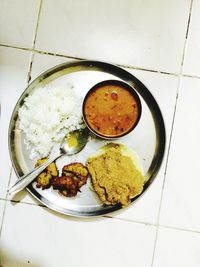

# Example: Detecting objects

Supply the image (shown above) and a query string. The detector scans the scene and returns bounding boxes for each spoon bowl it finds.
[61,128,89,155]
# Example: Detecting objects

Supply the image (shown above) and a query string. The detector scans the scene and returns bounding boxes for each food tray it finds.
[8,60,166,217]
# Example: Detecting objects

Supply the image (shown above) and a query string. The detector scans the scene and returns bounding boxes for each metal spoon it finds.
[8,128,89,196]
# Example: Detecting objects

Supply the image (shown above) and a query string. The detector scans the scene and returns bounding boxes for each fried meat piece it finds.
[35,160,88,196]
[63,163,88,177]
[36,172,52,189]
[51,173,79,197]
[35,158,58,189]
[51,163,88,197]
[62,163,88,187]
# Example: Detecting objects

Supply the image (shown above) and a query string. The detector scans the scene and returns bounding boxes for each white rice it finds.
[18,83,84,159]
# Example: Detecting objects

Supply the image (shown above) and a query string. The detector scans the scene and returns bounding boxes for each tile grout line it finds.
[180,1,194,73]
[27,52,35,84]
[159,223,200,235]
[0,43,30,51]
[0,43,83,61]
[104,215,157,227]
[5,167,13,198]
[2,42,200,80]
[27,0,43,84]
[105,216,200,235]
[7,199,45,208]
[0,200,7,240]
[32,0,43,50]
[150,1,194,266]
[115,64,178,77]
[2,192,200,237]
[2,193,200,237]
[0,43,186,78]
[183,73,200,79]
[0,167,13,239]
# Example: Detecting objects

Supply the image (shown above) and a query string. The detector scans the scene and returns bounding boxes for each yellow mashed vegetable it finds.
[86,143,145,207]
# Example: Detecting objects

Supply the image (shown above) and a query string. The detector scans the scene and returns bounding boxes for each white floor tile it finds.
[160,77,200,231]
[183,0,200,76]
[0,200,5,228]
[0,202,156,267]
[35,0,190,73]
[0,47,31,198]
[153,227,200,267]
[30,53,72,81]
[0,0,40,48]
[114,69,178,224]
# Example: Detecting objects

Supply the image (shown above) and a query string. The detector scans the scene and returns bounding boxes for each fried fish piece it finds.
[63,162,88,177]
[51,173,79,197]
[86,143,145,207]
[51,162,89,197]
[35,158,58,189]
[36,172,52,189]
[62,163,88,187]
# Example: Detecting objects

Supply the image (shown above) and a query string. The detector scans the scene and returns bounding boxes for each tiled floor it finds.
[35,0,190,73]
[160,77,200,232]
[1,0,200,266]
[0,202,156,267]
[153,226,200,267]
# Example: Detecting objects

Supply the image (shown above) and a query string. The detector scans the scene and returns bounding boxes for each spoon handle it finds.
[8,152,62,196]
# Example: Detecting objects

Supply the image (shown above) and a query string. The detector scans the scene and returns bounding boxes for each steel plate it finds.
[8,60,166,217]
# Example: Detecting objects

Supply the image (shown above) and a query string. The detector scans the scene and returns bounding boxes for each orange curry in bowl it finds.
[83,80,141,138]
